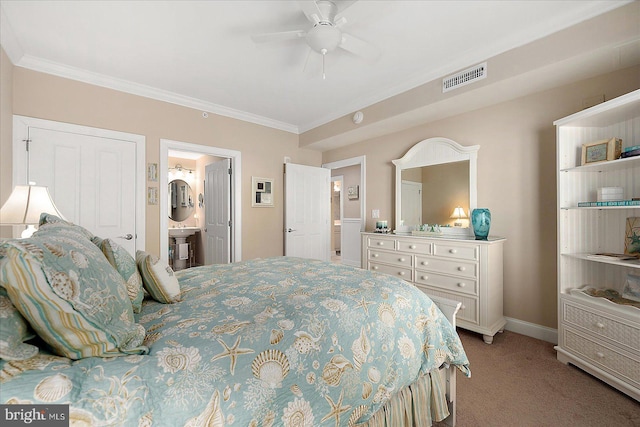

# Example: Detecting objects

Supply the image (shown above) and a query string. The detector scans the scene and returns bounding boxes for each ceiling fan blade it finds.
[339,32,380,61]
[298,0,323,24]
[251,30,307,44]
[334,0,358,14]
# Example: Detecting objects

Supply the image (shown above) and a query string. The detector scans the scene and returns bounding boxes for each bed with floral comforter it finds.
[1,255,469,426]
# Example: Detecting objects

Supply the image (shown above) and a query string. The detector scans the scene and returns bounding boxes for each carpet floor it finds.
[449,329,639,427]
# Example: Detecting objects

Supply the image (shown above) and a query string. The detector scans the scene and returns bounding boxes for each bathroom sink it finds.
[169,227,201,238]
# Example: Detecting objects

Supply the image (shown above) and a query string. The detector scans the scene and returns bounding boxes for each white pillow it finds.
[135,251,181,303]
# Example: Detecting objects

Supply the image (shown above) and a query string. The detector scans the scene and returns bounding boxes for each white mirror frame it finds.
[392,137,479,235]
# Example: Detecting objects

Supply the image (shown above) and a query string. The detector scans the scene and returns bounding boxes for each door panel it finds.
[205,159,231,264]
[28,127,137,254]
[284,163,330,261]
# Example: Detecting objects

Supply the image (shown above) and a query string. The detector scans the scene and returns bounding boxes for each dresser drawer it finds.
[433,242,478,261]
[415,284,479,325]
[369,261,412,281]
[415,271,477,296]
[564,328,640,388]
[415,256,477,279]
[562,301,640,354]
[368,250,412,267]
[366,236,396,250]
[397,239,432,254]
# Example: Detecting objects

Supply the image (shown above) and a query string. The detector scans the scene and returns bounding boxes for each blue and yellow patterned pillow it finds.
[0,286,38,361]
[0,225,148,360]
[136,250,181,303]
[95,238,144,313]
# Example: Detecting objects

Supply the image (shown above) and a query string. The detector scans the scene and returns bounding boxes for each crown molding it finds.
[14,54,299,135]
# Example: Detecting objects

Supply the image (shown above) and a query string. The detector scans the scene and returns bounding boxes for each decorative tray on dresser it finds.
[361,232,506,344]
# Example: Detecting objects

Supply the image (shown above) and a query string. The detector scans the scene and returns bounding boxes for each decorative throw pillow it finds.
[0,287,38,361]
[96,239,144,313]
[0,229,148,360]
[38,213,95,240]
[136,250,181,303]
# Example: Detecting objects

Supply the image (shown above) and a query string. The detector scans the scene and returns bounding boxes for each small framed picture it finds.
[252,177,274,207]
[147,163,158,182]
[147,187,158,205]
[580,138,622,165]
[347,185,359,200]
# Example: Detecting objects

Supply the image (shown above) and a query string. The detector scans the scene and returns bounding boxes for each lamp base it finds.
[21,225,37,238]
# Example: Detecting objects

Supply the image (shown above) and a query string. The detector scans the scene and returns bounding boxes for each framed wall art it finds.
[252,177,274,207]
[347,185,359,200]
[580,137,622,165]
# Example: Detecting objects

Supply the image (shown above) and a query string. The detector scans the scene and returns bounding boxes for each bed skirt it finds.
[357,371,449,427]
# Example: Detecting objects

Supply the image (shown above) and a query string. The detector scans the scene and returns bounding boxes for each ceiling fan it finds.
[251,0,379,79]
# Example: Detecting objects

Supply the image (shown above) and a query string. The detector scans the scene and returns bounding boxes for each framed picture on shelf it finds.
[624,217,640,257]
[580,137,622,165]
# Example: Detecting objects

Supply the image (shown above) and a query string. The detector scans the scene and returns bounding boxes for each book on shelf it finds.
[621,149,640,158]
[623,144,640,153]
[577,200,640,207]
[586,253,640,261]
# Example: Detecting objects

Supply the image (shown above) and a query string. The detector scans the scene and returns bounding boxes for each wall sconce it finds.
[0,185,66,238]
[450,206,467,227]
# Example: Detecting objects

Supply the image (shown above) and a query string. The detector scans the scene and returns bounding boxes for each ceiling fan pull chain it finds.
[321,48,327,80]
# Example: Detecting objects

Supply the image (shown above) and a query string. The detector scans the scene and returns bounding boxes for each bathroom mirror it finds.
[168,179,194,222]
[392,137,479,235]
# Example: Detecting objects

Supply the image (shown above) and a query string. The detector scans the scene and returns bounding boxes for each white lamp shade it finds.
[0,185,66,225]
[450,207,467,219]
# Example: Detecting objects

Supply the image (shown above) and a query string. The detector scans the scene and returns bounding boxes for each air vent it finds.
[442,62,487,93]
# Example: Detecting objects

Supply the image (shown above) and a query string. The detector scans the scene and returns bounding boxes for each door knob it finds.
[286,228,296,233]
[118,234,133,240]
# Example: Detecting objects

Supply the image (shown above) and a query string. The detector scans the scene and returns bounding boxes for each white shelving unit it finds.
[555,89,640,401]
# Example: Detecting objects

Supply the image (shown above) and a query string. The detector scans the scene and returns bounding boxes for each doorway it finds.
[331,176,343,263]
[160,139,242,265]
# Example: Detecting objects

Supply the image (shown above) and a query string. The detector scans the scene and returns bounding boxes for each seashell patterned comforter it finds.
[0,256,470,426]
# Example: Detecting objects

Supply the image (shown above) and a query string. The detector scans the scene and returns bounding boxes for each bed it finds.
[0,215,470,426]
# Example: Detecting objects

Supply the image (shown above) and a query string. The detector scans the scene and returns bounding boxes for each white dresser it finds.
[361,232,506,344]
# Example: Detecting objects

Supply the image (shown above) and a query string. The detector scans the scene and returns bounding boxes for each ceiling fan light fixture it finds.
[306,23,342,53]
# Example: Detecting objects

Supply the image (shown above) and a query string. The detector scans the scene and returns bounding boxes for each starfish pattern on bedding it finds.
[321,390,351,426]
[210,336,254,375]
[355,296,375,315]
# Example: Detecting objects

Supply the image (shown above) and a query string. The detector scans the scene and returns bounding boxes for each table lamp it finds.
[450,206,467,227]
[0,185,66,238]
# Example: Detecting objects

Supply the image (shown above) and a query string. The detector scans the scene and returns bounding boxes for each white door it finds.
[284,163,330,261]
[401,180,422,227]
[26,127,138,254]
[205,159,231,264]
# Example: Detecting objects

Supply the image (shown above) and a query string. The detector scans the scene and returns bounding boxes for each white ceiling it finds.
[0,1,632,136]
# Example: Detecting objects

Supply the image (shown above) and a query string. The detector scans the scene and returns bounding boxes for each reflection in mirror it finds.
[169,179,195,222]
[393,137,479,235]
[401,161,469,227]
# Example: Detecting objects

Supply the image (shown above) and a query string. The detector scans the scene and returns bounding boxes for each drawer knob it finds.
[410,245,416,249]
[377,242,384,246]
[461,305,466,310]
[458,282,466,288]
[398,272,405,276]
[595,322,605,329]
[449,249,457,254]
[596,352,605,359]
[458,266,466,272]
[399,258,405,262]
[421,261,428,266]
[372,266,378,270]
[372,254,379,258]
[421,275,428,280]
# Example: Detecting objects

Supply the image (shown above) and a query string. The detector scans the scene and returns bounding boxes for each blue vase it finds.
[471,208,491,240]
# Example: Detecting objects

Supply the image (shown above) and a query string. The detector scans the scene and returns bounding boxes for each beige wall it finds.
[322,65,640,329]
[332,164,361,218]
[0,47,14,238]
[4,66,322,259]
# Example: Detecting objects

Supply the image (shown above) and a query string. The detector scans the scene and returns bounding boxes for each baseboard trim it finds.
[504,317,558,344]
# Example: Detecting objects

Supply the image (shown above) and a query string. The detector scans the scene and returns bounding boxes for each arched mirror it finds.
[168,179,195,222]
[393,137,479,236]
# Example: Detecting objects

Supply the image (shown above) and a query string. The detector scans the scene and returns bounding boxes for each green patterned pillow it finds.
[136,250,181,303]
[0,287,38,361]
[96,239,144,313]
[0,230,148,360]
[38,213,95,240]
